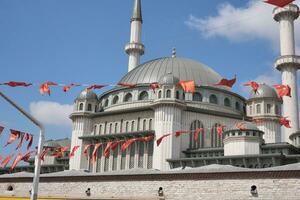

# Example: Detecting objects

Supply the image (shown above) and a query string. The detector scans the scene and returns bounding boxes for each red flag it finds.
[236,122,246,131]
[194,128,204,142]
[39,148,50,161]
[16,132,25,150]
[4,129,20,147]
[21,151,35,162]
[11,153,23,171]
[91,143,102,163]
[214,76,236,88]
[149,83,160,93]
[110,141,120,151]
[121,138,137,152]
[1,154,14,168]
[140,135,155,142]
[84,144,92,159]
[52,146,69,158]
[103,142,113,158]
[3,81,32,87]
[175,130,191,137]
[25,134,33,150]
[156,134,171,147]
[69,145,80,158]
[63,83,81,92]
[264,0,294,7]
[0,126,4,136]
[87,84,109,90]
[178,80,195,94]
[216,125,226,136]
[273,84,291,98]
[279,117,291,128]
[118,83,137,88]
[40,81,58,95]
[244,81,260,94]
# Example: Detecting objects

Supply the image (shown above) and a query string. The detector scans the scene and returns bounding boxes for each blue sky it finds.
[0,0,299,157]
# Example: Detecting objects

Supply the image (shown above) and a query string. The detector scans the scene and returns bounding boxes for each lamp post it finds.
[0,91,45,200]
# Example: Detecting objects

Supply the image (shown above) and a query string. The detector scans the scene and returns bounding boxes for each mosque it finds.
[68,0,300,173]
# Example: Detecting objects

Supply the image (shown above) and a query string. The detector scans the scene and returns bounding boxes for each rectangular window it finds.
[267,104,271,114]
[256,104,261,114]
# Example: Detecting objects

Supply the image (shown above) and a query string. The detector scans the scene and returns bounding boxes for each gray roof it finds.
[249,84,278,99]
[226,121,260,132]
[44,138,70,148]
[159,73,180,85]
[43,141,61,148]
[131,0,142,22]
[119,57,222,86]
[76,89,98,101]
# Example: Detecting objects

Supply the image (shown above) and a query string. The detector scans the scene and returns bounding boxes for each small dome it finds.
[43,140,61,148]
[227,121,260,132]
[249,84,278,99]
[159,73,180,85]
[76,89,98,101]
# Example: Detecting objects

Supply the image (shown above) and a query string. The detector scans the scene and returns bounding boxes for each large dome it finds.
[119,57,222,86]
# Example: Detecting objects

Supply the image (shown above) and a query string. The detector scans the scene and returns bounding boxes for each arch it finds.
[224,98,231,107]
[94,125,97,135]
[131,121,135,132]
[124,93,133,102]
[104,99,109,107]
[235,102,240,110]
[143,119,147,131]
[139,91,149,100]
[87,104,92,111]
[109,123,112,133]
[112,96,119,105]
[125,121,129,132]
[193,92,202,102]
[158,90,162,98]
[176,91,180,99]
[166,90,171,98]
[209,94,218,104]
[79,103,83,111]
[114,123,118,133]
[190,120,204,149]
[149,119,153,130]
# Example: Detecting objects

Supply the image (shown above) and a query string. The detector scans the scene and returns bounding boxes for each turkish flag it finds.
[16,132,25,150]
[273,84,291,98]
[236,122,246,131]
[216,125,226,136]
[84,144,92,159]
[279,117,292,128]
[11,153,23,171]
[118,83,137,88]
[194,128,203,142]
[264,0,294,7]
[103,142,113,158]
[0,126,4,136]
[91,143,102,163]
[110,141,120,151]
[244,81,260,94]
[87,84,109,90]
[149,83,160,93]
[4,129,20,147]
[178,80,195,94]
[21,151,35,162]
[1,154,14,168]
[25,133,33,150]
[39,148,50,161]
[121,139,137,152]
[141,135,155,142]
[215,76,236,88]
[63,83,81,92]
[156,134,171,147]
[40,81,58,95]
[4,81,32,87]
[69,145,80,158]
[175,131,191,137]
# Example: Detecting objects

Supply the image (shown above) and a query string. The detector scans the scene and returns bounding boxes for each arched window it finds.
[235,102,240,110]
[266,104,271,114]
[94,125,97,135]
[139,91,149,100]
[104,99,109,107]
[256,104,261,114]
[149,119,153,130]
[124,93,133,102]
[211,123,224,148]
[209,94,218,104]
[166,90,171,98]
[275,105,279,115]
[190,120,204,149]
[99,125,102,134]
[158,90,162,99]
[79,103,83,111]
[183,92,185,100]
[176,91,180,99]
[131,121,135,132]
[120,119,123,132]
[224,98,231,107]
[125,122,129,132]
[109,123,112,133]
[87,104,92,111]
[143,119,146,131]
[193,93,202,102]
[249,105,253,115]
[114,123,118,133]
[112,96,119,105]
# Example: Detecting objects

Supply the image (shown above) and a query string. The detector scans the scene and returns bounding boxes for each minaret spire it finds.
[125,0,145,72]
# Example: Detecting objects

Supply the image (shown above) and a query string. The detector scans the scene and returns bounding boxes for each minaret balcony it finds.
[274,55,300,70]
[125,42,145,55]
[273,4,299,22]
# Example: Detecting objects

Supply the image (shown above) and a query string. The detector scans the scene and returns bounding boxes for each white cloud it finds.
[30,101,73,127]
[185,0,300,52]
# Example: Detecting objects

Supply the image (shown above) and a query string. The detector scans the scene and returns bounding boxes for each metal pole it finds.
[0,91,45,200]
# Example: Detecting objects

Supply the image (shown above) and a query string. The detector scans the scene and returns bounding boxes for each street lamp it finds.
[0,91,45,200]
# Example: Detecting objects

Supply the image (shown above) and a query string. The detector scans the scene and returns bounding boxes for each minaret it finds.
[125,0,145,72]
[273,4,300,143]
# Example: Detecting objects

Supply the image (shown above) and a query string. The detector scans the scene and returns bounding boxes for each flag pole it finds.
[0,91,45,200]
